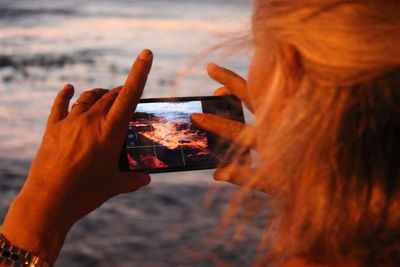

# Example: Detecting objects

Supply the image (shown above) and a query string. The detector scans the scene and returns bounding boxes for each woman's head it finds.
[248,0,400,103]
[234,0,400,265]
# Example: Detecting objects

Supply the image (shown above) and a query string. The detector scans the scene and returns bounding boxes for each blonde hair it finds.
[224,1,400,266]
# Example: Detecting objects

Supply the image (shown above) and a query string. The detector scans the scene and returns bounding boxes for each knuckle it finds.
[97,91,117,107]
[107,91,119,100]
[91,88,106,92]
[80,91,94,98]
[116,96,131,108]
[92,88,109,96]
[121,83,140,96]
[83,89,103,97]
[94,97,106,107]
[119,89,138,104]
[111,86,123,93]
[81,112,97,123]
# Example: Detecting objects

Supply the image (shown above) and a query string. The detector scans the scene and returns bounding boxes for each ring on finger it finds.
[72,100,91,109]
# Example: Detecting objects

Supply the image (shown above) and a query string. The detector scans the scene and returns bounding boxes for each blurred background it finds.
[0,0,268,266]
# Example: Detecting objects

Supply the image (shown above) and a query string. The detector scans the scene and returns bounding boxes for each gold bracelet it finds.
[0,234,51,267]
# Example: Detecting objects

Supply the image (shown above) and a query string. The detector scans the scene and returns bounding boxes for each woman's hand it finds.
[0,49,153,265]
[191,64,273,194]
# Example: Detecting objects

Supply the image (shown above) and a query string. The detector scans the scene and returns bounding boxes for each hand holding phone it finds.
[1,50,153,266]
[191,64,275,194]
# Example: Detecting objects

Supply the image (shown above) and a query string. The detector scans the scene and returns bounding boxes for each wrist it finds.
[0,189,73,265]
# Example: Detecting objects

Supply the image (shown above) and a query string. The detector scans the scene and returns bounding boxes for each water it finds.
[0,0,251,161]
[0,1,268,266]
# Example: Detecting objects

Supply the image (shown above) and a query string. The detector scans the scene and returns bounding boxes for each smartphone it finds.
[119,95,245,173]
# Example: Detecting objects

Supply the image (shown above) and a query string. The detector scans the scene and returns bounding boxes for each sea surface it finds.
[0,1,269,266]
[0,0,252,162]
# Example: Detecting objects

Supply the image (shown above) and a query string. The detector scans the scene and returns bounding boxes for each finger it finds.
[207,63,253,112]
[214,166,275,194]
[106,49,153,131]
[213,86,231,96]
[191,113,256,149]
[110,172,151,196]
[90,86,122,114]
[214,165,254,184]
[69,88,109,116]
[47,84,74,125]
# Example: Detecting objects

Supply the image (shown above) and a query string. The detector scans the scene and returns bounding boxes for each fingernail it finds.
[139,49,152,60]
[64,83,74,89]
[214,170,230,181]
[207,63,219,71]
[191,113,203,122]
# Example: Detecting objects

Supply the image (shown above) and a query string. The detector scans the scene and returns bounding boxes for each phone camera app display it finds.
[126,101,216,171]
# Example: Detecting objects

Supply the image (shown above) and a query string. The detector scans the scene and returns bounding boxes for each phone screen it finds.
[119,96,245,173]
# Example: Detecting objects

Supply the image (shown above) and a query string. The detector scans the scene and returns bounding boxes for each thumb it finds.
[111,172,151,195]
